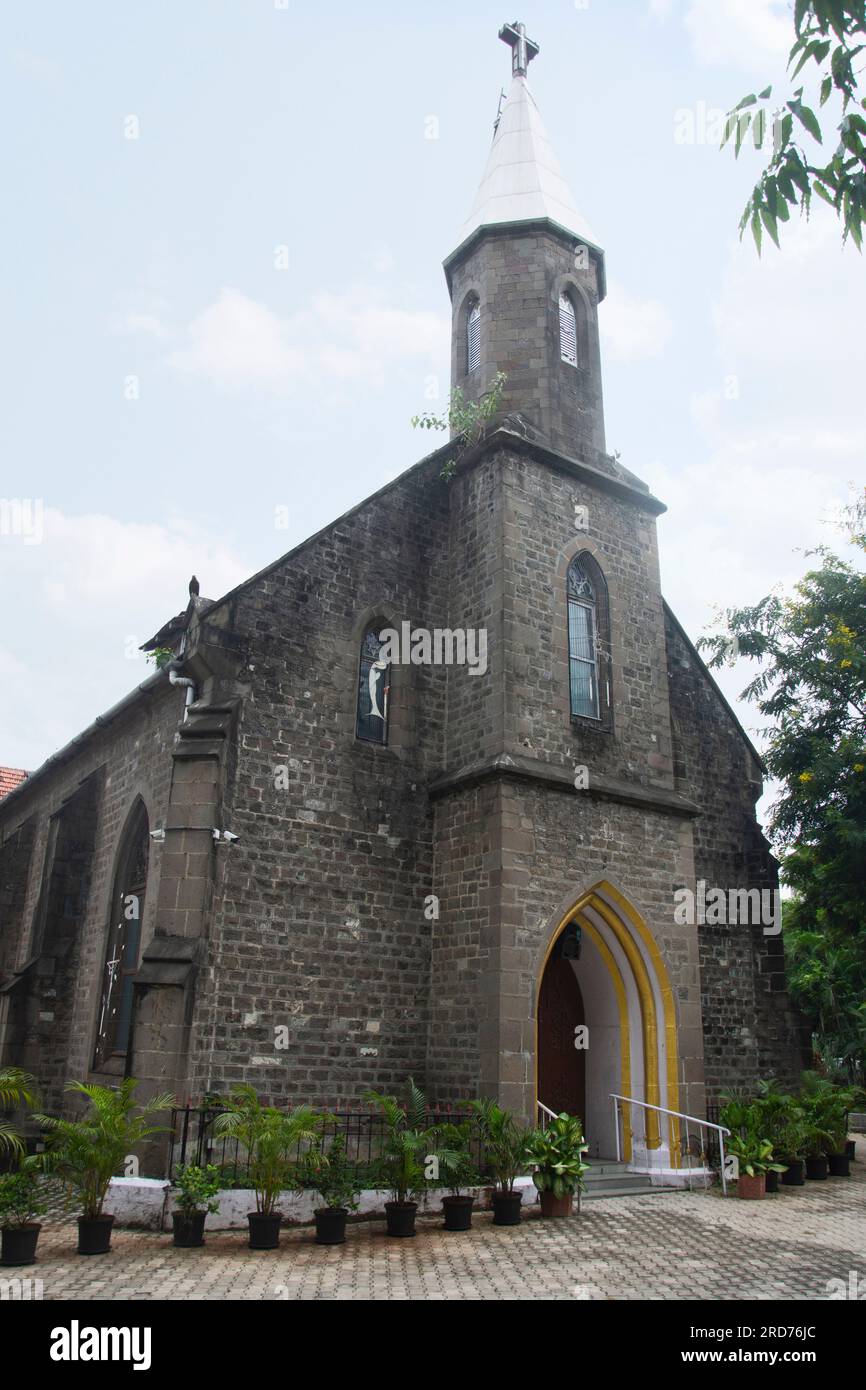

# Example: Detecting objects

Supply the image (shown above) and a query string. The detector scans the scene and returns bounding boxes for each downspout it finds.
[168,664,196,720]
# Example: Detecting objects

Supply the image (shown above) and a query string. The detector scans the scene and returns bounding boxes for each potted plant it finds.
[36,1079,174,1255]
[725,1132,785,1199]
[364,1079,438,1237]
[0,1161,47,1266]
[435,1121,480,1232]
[469,1098,532,1226]
[526,1112,590,1217]
[824,1083,862,1177]
[302,1132,361,1245]
[213,1085,319,1249]
[752,1082,794,1192]
[171,1164,221,1247]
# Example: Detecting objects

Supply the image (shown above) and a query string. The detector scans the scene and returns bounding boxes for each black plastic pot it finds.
[805,1155,829,1181]
[492,1191,523,1226]
[1,1223,41,1266]
[247,1211,282,1250]
[385,1201,417,1237]
[78,1214,114,1256]
[846,1139,856,1162]
[764,1169,780,1194]
[442,1195,474,1232]
[828,1152,850,1177]
[172,1211,207,1247]
[781,1158,805,1186]
[315,1207,348,1245]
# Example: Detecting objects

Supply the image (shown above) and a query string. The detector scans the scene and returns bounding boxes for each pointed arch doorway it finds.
[535,881,682,1167]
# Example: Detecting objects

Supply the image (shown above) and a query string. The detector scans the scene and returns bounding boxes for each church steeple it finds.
[444,23,607,463]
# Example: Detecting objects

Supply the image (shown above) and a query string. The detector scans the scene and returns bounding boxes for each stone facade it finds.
[0,79,807,1162]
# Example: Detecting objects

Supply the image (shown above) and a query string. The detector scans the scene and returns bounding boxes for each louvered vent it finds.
[559,292,577,366]
[467,300,481,373]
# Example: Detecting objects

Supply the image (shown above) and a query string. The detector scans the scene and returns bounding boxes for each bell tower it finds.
[443,22,608,464]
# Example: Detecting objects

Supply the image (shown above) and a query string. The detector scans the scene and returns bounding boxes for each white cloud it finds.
[124,313,169,339]
[163,285,449,395]
[0,509,249,768]
[683,0,791,69]
[599,279,673,362]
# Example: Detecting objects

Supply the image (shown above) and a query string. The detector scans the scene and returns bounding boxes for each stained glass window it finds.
[356,628,390,745]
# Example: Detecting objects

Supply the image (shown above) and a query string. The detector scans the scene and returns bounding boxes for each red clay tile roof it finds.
[0,767,28,799]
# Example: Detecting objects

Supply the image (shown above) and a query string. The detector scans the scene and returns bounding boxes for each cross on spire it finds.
[499,20,539,78]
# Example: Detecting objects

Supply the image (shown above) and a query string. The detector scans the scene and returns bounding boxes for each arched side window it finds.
[559,292,578,366]
[93,801,149,1068]
[567,553,611,724]
[356,628,390,745]
[467,297,481,374]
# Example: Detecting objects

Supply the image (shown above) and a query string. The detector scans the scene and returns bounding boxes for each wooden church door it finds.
[537,957,586,1121]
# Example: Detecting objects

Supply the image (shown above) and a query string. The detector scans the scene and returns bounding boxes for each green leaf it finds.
[760,202,781,247]
[794,103,824,142]
[821,75,834,106]
[751,206,763,254]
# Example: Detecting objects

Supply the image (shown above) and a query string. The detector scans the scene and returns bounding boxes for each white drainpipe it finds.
[168,667,196,720]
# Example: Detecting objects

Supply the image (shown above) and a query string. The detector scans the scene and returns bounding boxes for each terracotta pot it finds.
[540,1190,573,1218]
[737,1173,765,1200]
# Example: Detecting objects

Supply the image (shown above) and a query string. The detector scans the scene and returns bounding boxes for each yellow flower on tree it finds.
[799,771,813,783]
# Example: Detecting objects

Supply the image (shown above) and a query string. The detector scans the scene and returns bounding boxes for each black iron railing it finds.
[167,1104,487,1186]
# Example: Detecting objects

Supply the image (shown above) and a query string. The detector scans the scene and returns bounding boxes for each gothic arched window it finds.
[93,800,149,1068]
[567,553,611,723]
[467,297,481,374]
[356,628,390,745]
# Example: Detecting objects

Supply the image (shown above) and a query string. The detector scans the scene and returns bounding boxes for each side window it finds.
[93,800,148,1068]
[356,628,390,745]
[567,553,611,726]
[467,296,481,374]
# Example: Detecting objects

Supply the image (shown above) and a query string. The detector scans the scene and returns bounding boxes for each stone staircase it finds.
[580,1158,677,1199]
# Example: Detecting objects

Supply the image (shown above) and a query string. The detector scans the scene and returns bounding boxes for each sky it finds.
[1,0,863,815]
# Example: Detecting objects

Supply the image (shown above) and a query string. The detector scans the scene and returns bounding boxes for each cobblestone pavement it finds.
[14,1164,866,1301]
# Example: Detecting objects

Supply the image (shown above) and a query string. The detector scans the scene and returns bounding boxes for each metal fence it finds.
[167,1104,487,1185]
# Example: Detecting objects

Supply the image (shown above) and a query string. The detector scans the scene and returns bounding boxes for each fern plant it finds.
[35,1079,174,1220]
[363,1078,442,1204]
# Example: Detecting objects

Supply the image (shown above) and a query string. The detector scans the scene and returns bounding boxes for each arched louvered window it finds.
[467,297,481,374]
[356,628,390,745]
[94,801,149,1068]
[559,292,578,366]
[567,553,611,723]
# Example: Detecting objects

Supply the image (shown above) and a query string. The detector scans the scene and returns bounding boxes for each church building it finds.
[0,24,805,1172]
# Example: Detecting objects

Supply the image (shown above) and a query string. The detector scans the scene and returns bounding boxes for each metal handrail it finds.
[537,1100,557,1128]
[610,1093,731,1195]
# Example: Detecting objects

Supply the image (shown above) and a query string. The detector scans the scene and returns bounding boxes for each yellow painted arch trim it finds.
[535,881,681,1166]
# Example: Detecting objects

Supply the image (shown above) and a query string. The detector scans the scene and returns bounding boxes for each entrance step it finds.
[581,1158,678,1199]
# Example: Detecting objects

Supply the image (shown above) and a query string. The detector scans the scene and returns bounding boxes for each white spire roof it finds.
[453,74,597,252]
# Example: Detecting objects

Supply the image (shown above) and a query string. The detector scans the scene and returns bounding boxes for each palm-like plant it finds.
[363,1078,440,1204]
[469,1098,532,1194]
[35,1079,175,1220]
[212,1085,320,1215]
[0,1067,39,1159]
